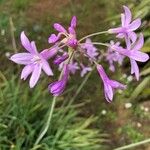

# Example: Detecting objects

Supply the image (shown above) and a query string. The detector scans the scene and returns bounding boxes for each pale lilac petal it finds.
[132,33,144,50]
[53,23,67,33]
[68,27,75,35]
[29,64,42,88]
[48,34,59,43]
[129,50,149,62]
[69,62,79,74]
[128,32,137,43]
[104,83,113,102]
[109,80,126,89]
[130,59,139,81]
[123,6,132,26]
[80,67,92,77]
[40,48,57,60]
[96,64,108,81]
[20,31,33,53]
[125,36,131,50]
[128,19,141,31]
[111,45,127,56]
[121,13,125,27]
[10,53,32,65]
[70,16,77,28]
[116,33,125,38]
[31,41,38,54]
[42,60,53,76]
[21,65,33,80]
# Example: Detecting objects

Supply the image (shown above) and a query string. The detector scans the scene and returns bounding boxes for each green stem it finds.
[34,96,57,146]
[114,138,150,150]
[90,42,109,47]
[79,30,108,42]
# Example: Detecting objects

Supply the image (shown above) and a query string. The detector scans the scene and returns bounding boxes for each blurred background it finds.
[0,0,150,149]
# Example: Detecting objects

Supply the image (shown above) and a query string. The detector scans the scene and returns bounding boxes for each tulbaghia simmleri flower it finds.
[68,61,80,74]
[111,34,149,80]
[126,34,147,80]
[97,64,126,102]
[48,16,78,48]
[48,64,69,96]
[105,41,124,72]
[10,6,150,103]
[108,6,141,42]
[80,63,92,77]
[10,31,55,88]
[81,38,99,60]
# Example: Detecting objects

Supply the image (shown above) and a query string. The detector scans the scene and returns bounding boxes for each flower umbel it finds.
[10,6,149,102]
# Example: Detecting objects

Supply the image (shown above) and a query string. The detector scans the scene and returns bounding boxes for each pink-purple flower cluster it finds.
[10,6,149,102]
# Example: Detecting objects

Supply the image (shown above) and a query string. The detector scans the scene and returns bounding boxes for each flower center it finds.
[32,55,41,64]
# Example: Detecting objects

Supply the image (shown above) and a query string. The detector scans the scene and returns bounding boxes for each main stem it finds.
[34,96,57,145]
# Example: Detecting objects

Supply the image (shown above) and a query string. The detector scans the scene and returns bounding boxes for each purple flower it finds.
[68,61,80,74]
[105,41,124,72]
[10,31,55,88]
[97,64,126,102]
[111,34,149,80]
[48,16,78,48]
[126,34,146,80]
[48,64,69,96]
[54,52,69,65]
[108,6,141,42]
[81,38,99,60]
[80,63,92,77]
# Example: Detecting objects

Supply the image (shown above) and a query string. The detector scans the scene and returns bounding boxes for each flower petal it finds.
[132,33,144,50]
[40,48,58,60]
[109,80,126,89]
[68,27,76,35]
[104,83,113,102]
[130,59,139,81]
[128,31,137,43]
[42,60,53,76]
[70,16,77,28]
[31,41,38,54]
[20,31,33,53]
[48,80,64,96]
[21,65,33,80]
[53,23,67,33]
[10,53,32,65]
[123,6,132,26]
[48,34,59,43]
[29,64,42,88]
[116,33,125,38]
[97,64,109,81]
[128,18,141,31]
[130,50,149,62]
